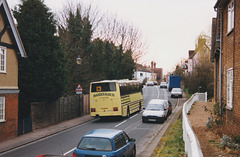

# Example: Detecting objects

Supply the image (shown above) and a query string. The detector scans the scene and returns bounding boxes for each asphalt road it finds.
[1,85,179,157]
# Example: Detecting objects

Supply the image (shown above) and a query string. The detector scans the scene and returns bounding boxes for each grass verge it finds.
[151,117,186,157]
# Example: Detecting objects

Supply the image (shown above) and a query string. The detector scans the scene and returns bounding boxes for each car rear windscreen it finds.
[78,137,113,151]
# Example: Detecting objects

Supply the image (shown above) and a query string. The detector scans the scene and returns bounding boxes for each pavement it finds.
[0,115,94,154]
[0,99,185,157]
[138,102,184,157]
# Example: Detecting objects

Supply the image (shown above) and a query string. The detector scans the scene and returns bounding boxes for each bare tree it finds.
[95,14,148,62]
[56,1,102,35]
[56,1,147,63]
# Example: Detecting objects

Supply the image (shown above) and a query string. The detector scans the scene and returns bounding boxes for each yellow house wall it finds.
[0,11,18,89]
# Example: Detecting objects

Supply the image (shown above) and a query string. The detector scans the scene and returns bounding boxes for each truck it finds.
[168,76,181,91]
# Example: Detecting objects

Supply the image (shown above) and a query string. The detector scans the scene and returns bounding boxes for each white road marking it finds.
[63,147,75,155]
[114,120,127,127]
[130,113,138,119]
[63,113,140,155]
[155,86,160,99]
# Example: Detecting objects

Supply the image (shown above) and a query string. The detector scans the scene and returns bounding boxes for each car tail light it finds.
[72,152,76,157]
[113,107,118,111]
[91,108,96,112]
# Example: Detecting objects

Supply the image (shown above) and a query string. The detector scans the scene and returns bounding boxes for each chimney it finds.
[188,50,195,59]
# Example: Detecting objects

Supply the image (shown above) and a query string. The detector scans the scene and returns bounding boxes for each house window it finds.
[227,68,233,110]
[0,97,5,122]
[0,46,6,73]
[228,0,234,33]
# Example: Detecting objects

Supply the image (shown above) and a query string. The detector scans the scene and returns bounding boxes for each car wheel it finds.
[131,146,136,157]
[142,118,147,123]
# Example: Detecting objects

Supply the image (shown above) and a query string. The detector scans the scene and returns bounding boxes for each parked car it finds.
[142,99,168,123]
[171,88,183,98]
[146,81,154,86]
[36,155,71,157]
[73,129,136,157]
[160,82,167,88]
[153,81,158,85]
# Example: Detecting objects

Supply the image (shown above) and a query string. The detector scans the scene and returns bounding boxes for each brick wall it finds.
[220,0,240,127]
[233,0,240,126]
[0,93,18,141]
[31,94,89,130]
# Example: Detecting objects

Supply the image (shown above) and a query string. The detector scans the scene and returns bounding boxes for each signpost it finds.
[76,84,83,116]
[76,84,83,95]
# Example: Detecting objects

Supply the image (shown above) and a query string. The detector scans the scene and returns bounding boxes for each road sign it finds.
[76,84,83,94]
[76,91,82,95]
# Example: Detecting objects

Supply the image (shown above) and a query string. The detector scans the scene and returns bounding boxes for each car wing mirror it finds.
[130,138,136,142]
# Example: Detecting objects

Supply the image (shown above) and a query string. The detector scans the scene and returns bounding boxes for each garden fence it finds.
[182,92,207,157]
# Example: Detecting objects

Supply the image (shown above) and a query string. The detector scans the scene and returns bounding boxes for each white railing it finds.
[182,92,207,157]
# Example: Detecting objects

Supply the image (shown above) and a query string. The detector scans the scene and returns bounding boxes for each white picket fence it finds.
[182,92,207,157]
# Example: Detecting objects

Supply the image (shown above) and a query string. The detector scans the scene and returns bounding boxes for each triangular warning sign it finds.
[76,84,83,92]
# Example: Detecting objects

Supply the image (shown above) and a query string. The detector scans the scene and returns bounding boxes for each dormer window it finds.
[0,46,6,73]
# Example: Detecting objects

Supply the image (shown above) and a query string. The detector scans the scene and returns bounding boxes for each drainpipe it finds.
[214,7,223,116]
[219,11,223,116]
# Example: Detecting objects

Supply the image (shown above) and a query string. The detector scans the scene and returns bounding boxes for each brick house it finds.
[211,0,240,127]
[0,0,27,140]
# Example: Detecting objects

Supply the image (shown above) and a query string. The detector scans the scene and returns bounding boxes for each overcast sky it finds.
[8,0,217,74]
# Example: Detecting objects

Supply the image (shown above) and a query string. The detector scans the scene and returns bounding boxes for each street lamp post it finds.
[76,55,82,116]
[198,86,202,93]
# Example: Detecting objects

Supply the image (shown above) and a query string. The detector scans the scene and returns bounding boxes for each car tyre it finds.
[142,118,147,123]
[131,146,136,157]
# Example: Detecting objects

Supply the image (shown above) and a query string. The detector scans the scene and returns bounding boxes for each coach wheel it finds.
[127,107,130,118]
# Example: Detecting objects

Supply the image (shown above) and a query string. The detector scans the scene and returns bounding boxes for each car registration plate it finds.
[148,119,156,122]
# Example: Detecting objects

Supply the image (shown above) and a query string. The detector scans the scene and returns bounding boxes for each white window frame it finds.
[0,46,7,73]
[0,97,5,122]
[227,68,233,110]
[228,0,234,33]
